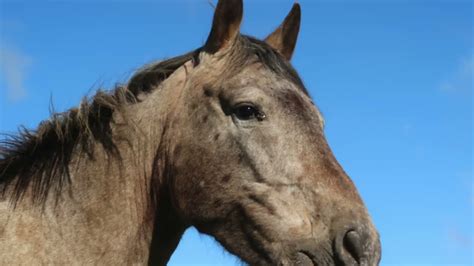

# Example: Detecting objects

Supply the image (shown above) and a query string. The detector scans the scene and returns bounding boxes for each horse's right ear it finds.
[204,0,243,54]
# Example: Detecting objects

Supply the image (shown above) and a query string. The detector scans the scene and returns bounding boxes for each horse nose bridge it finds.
[304,154,364,205]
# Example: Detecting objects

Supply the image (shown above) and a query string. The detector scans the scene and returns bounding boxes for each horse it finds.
[0,1,381,265]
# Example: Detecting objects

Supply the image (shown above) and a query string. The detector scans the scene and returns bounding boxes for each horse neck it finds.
[0,122,158,263]
[1,63,190,265]
[121,62,193,265]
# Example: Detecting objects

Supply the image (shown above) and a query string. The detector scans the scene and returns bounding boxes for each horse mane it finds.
[0,35,306,205]
[0,49,199,205]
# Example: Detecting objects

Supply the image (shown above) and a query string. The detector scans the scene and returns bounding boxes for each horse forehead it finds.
[227,63,288,88]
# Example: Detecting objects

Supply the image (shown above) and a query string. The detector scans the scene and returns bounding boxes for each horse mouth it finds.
[294,251,316,266]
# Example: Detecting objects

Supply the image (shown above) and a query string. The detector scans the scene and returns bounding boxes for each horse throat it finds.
[147,184,187,265]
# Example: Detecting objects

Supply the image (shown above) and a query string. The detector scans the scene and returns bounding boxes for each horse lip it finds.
[295,251,316,266]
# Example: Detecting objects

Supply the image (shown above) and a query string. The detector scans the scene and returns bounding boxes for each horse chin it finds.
[199,221,335,266]
[229,242,335,266]
[290,250,339,266]
[257,250,332,266]
[290,252,315,266]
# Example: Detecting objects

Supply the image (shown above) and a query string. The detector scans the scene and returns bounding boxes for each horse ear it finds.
[265,3,301,61]
[204,0,244,54]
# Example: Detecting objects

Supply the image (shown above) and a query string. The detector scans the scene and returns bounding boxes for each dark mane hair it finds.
[0,35,306,205]
[0,50,199,205]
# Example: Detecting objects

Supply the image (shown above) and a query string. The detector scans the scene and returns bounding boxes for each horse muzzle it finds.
[333,226,381,266]
[287,223,381,266]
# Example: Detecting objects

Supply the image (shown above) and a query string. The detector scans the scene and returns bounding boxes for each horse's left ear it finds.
[265,3,301,61]
[204,0,244,54]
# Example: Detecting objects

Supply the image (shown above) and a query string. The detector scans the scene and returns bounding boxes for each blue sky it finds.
[0,0,472,265]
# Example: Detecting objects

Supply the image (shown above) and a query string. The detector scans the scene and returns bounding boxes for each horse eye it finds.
[233,105,265,121]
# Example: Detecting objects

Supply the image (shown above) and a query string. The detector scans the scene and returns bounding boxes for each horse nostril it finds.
[343,230,364,264]
[335,228,373,266]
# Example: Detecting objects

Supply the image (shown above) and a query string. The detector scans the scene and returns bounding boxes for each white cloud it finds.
[440,53,473,94]
[0,45,32,102]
